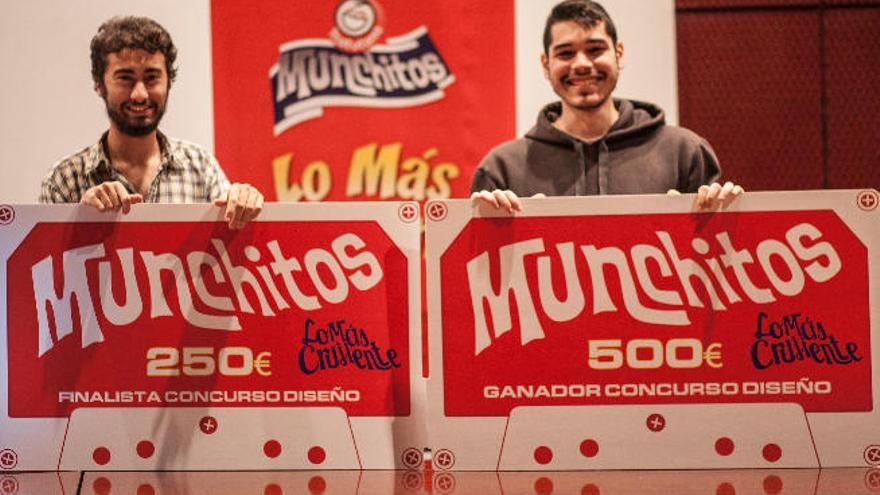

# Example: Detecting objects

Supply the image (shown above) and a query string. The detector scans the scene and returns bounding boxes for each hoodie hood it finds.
[471,97,720,197]
[525,99,666,147]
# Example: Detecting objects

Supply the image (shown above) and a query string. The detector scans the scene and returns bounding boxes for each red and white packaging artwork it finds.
[425,190,880,470]
[0,202,423,470]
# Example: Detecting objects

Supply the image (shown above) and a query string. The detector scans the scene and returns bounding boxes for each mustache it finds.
[562,73,606,84]
[122,101,160,110]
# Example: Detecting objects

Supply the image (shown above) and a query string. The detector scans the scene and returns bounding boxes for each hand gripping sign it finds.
[0,202,423,470]
[425,190,880,470]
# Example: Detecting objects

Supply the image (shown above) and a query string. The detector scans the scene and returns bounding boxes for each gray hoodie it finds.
[471,99,721,196]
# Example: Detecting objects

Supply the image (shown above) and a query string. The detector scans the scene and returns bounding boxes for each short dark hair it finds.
[543,0,618,54]
[90,16,177,87]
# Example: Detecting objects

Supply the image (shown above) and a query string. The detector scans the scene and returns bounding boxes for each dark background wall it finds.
[676,0,879,191]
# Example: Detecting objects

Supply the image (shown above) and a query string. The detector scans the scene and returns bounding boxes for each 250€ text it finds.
[146,347,272,377]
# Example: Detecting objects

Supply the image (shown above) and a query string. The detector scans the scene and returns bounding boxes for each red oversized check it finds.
[441,210,868,414]
[425,190,880,470]
[0,202,423,470]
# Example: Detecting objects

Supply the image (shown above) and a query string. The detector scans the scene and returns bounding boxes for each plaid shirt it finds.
[40,131,230,204]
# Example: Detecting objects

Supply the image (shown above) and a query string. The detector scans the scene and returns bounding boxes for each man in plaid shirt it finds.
[40,16,262,230]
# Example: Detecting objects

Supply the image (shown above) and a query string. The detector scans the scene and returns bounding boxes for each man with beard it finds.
[471,0,742,212]
[40,16,262,229]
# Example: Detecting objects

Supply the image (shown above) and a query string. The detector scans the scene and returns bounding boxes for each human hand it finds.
[213,183,264,229]
[470,189,523,213]
[695,181,744,211]
[80,181,143,213]
[668,181,744,211]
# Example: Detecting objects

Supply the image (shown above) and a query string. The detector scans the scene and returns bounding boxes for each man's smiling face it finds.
[542,20,623,113]
[98,48,169,136]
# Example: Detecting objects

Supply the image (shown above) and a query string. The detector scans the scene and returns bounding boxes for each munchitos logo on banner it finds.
[270,0,456,135]
[466,223,843,356]
[30,233,384,357]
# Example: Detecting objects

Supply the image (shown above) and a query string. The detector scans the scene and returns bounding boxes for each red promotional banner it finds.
[425,191,880,470]
[7,220,409,418]
[211,0,515,202]
[438,210,869,415]
[1,203,423,470]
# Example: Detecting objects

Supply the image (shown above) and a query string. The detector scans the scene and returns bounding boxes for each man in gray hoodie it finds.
[471,0,742,212]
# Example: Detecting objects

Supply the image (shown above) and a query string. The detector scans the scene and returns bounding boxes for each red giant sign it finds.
[7,217,410,418]
[438,210,870,415]
[1,203,423,471]
[211,0,515,203]
[425,192,879,470]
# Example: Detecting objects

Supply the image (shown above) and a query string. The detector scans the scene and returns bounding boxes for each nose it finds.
[571,51,592,73]
[130,81,148,101]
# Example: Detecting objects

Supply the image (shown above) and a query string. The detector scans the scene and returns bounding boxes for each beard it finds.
[104,97,167,137]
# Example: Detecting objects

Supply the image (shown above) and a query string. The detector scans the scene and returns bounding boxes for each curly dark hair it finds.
[543,0,618,54]
[90,16,177,88]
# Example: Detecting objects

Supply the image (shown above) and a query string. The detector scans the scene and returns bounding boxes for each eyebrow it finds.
[112,67,164,76]
[551,42,575,52]
[551,38,608,52]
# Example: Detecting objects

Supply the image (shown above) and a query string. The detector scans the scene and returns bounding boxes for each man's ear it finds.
[94,80,106,98]
[540,52,550,81]
[616,41,625,69]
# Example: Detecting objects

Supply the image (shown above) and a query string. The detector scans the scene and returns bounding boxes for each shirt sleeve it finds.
[470,153,506,194]
[39,167,76,203]
[204,153,231,202]
[685,138,722,192]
